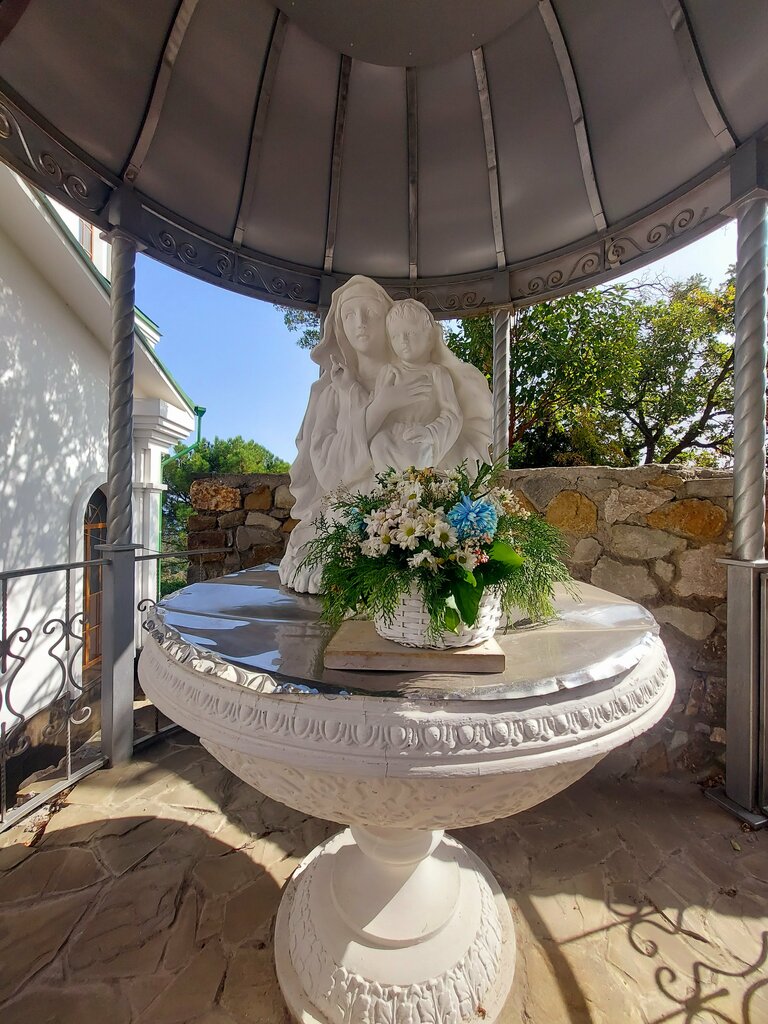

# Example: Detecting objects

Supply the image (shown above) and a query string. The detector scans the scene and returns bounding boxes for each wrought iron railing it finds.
[133,548,229,748]
[0,546,229,831]
[0,558,109,830]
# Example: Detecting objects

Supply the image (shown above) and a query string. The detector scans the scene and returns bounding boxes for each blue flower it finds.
[347,508,366,536]
[446,495,498,541]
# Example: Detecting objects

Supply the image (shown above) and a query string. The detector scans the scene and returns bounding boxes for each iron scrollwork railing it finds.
[133,547,229,746]
[0,558,110,829]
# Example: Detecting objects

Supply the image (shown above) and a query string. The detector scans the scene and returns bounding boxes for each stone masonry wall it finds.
[187,473,295,579]
[503,465,731,781]
[187,465,733,781]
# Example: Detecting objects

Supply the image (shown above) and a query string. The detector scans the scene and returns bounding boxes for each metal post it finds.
[732,198,768,563]
[492,308,511,463]
[708,190,768,827]
[100,230,139,766]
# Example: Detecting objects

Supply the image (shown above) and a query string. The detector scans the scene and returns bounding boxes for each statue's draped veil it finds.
[284,277,395,558]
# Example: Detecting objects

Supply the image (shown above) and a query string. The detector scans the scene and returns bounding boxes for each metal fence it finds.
[0,547,227,831]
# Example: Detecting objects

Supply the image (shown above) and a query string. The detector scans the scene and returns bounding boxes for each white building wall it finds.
[0,170,194,733]
[0,221,110,724]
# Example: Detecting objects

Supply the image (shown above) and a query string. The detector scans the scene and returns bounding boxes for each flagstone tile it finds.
[222,872,283,945]
[163,888,200,971]
[220,945,289,1024]
[66,861,182,977]
[0,846,106,902]
[2,982,131,1024]
[0,735,765,1023]
[0,889,92,1002]
[141,940,226,1023]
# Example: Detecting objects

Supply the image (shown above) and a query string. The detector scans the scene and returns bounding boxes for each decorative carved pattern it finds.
[526,250,603,295]
[203,741,600,828]
[143,625,672,758]
[606,207,707,263]
[510,171,729,306]
[287,836,503,1023]
[389,285,492,313]
[0,99,108,213]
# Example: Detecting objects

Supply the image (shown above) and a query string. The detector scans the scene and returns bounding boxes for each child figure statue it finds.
[369,299,462,472]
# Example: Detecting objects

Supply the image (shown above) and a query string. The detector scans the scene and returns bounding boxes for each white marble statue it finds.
[279,276,493,593]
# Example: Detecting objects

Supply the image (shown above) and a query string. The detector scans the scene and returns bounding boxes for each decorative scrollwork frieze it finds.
[606,206,707,264]
[0,97,109,213]
[142,629,674,766]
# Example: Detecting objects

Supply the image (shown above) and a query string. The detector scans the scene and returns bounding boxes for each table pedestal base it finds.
[275,827,516,1024]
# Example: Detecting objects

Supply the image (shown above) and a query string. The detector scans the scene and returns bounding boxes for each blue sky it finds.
[136,220,737,462]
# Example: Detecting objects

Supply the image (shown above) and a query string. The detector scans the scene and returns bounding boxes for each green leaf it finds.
[443,602,461,633]
[462,569,477,587]
[451,579,484,627]
[488,540,524,567]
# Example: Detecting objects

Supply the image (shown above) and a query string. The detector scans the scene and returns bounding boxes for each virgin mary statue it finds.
[279,276,493,593]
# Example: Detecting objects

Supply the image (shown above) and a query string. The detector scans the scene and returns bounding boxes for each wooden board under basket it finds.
[323,619,506,673]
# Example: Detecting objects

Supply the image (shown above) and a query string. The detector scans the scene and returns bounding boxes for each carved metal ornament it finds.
[0,95,111,214]
[0,86,731,317]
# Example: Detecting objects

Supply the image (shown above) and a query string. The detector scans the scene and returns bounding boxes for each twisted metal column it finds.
[732,198,768,561]
[101,230,137,766]
[492,308,511,462]
[107,233,137,546]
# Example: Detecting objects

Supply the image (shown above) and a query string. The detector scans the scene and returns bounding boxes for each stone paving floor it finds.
[0,731,766,1024]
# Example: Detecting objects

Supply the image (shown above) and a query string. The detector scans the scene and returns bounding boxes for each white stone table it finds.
[138,566,675,1024]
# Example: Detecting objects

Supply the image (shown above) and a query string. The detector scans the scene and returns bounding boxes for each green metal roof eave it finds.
[33,187,196,414]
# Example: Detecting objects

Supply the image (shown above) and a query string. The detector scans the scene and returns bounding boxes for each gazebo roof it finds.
[0,0,766,315]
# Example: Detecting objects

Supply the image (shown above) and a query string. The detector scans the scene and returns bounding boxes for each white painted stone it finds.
[672,547,727,599]
[608,524,686,560]
[654,606,716,640]
[603,486,672,525]
[279,277,493,593]
[590,557,657,602]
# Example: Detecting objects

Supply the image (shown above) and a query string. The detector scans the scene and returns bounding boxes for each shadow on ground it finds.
[0,732,766,1023]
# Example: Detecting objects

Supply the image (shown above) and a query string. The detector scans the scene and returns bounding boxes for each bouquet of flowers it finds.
[301,461,572,645]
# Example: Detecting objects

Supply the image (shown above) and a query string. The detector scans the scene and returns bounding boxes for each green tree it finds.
[445,287,638,466]
[162,436,290,549]
[601,275,735,464]
[279,306,321,349]
[446,277,734,467]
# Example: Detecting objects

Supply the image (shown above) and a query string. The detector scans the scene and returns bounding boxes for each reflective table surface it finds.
[145,566,660,701]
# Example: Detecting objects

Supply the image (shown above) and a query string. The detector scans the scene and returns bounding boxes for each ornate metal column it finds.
[708,141,768,827]
[492,308,511,462]
[100,219,140,766]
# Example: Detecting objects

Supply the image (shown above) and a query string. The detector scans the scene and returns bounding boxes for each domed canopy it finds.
[0,0,766,314]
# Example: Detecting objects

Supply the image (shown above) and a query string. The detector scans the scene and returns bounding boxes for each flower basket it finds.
[299,461,573,649]
[374,584,502,649]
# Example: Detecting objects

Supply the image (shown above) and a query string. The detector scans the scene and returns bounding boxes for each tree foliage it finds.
[602,275,734,464]
[279,306,321,350]
[445,276,734,467]
[162,436,290,548]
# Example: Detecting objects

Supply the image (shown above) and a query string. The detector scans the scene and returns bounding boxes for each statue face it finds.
[340,295,389,357]
[388,312,432,365]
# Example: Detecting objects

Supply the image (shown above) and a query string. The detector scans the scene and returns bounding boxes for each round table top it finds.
[147,565,660,702]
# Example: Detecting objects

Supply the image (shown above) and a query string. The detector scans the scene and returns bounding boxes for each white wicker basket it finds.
[373,585,503,649]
